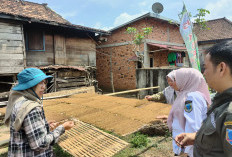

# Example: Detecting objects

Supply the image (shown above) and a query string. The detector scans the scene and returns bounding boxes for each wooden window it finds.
[26,30,45,51]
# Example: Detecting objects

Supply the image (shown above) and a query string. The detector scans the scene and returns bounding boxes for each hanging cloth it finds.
[168,52,176,62]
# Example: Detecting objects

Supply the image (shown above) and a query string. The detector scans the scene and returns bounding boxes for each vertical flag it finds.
[179,4,201,70]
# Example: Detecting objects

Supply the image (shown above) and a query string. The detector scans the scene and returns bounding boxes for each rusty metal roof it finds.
[148,42,187,52]
[33,65,87,71]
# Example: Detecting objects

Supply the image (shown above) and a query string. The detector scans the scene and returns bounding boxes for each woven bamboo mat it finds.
[58,120,129,157]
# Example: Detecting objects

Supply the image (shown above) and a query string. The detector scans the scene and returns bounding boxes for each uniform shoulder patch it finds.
[226,128,232,145]
[224,121,232,126]
[184,100,193,113]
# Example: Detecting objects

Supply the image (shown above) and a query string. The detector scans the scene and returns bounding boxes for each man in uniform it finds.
[175,40,232,156]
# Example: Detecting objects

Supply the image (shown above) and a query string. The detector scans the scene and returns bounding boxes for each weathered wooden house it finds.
[194,17,232,70]
[96,12,188,96]
[0,0,109,96]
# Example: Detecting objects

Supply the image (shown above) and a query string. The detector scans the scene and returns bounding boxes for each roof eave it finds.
[0,13,109,35]
[109,12,180,32]
[198,38,232,44]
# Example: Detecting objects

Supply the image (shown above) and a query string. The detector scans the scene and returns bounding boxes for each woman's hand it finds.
[145,95,153,101]
[156,115,168,123]
[48,120,59,130]
[62,121,75,130]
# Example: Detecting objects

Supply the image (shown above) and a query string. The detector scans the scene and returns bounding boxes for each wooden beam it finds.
[0,139,9,147]
[105,86,159,96]
[0,40,23,47]
[43,91,88,100]
[0,66,24,74]
[0,33,23,41]
[0,54,23,60]
[0,81,15,84]
[56,78,69,83]
[149,49,167,53]
[0,59,23,67]
[0,101,7,107]
[96,41,132,48]
[58,82,86,88]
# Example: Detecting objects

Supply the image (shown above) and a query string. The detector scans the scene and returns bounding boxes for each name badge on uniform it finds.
[184,100,192,113]
[226,128,232,145]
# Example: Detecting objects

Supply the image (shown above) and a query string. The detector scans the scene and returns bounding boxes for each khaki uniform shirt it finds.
[194,88,232,157]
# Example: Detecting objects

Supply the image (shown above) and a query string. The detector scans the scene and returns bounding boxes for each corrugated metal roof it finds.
[148,42,186,52]
[34,65,87,71]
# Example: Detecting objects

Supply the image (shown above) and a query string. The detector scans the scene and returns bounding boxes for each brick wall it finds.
[97,17,184,91]
[96,45,137,91]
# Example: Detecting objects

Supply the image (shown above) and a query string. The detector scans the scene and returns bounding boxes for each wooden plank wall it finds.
[26,32,54,66]
[0,20,24,74]
[27,33,96,67]
[54,35,66,65]
[66,37,96,66]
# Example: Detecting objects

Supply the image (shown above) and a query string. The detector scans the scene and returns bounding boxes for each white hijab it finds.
[165,70,177,105]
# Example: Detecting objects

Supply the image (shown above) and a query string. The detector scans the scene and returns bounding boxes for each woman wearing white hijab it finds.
[167,68,211,157]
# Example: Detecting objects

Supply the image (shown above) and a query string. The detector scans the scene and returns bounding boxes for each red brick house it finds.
[96,12,188,92]
[194,17,232,69]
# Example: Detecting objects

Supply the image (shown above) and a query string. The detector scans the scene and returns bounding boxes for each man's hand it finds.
[156,115,168,123]
[175,132,196,147]
[62,121,75,130]
[145,95,153,101]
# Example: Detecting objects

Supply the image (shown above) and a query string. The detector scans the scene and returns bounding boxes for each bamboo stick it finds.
[105,86,159,96]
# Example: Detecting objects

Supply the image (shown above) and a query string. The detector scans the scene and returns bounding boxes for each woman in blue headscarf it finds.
[4,68,74,157]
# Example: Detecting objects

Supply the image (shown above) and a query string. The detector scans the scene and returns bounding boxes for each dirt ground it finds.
[0,89,173,156]
[0,92,171,136]
[42,93,171,136]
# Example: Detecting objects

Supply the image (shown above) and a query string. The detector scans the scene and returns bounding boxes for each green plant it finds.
[194,8,210,30]
[126,27,152,67]
[126,27,152,46]
[130,132,149,148]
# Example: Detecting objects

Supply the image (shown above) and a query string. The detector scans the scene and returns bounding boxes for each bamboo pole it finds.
[105,86,159,96]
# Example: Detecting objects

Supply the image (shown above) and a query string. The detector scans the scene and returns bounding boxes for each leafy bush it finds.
[130,132,148,148]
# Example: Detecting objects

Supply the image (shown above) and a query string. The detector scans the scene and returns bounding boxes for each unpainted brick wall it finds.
[96,45,137,91]
[97,17,184,91]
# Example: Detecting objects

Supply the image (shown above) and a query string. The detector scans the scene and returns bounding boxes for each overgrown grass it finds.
[130,132,149,148]
[113,131,173,157]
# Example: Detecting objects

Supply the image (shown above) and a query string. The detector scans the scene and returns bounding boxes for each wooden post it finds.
[110,49,115,93]
[54,72,57,92]
[53,32,55,65]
